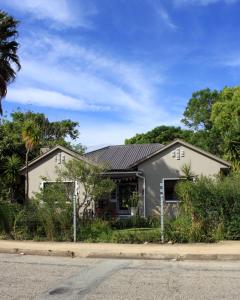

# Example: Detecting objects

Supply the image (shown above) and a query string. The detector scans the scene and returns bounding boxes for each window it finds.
[164,179,180,202]
[42,181,75,202]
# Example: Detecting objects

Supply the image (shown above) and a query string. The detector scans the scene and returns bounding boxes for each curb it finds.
[0,248,75,258]
[1,247,240,261]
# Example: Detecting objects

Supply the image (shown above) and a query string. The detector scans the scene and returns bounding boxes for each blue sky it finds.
[1,0,240,147]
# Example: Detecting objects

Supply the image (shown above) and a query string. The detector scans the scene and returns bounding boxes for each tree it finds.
[211,87,240,165]
[0,11,21,115]
[182,88,219,130]
[125,125,193,145]
[57,159,115,217]
[0,111,80,202]
[3,155,21,202]
[22,120,40,202]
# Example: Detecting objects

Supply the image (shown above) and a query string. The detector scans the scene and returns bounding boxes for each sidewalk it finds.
[0,240,240,260]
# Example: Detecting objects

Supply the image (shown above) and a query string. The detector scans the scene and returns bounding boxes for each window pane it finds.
[164,180,179,201]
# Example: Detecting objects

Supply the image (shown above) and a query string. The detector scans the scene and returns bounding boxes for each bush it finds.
[77,219,112,242]
[34,183,73,241]
[173,172,240,242]
[111,216,160,230]
[111,228,161,243]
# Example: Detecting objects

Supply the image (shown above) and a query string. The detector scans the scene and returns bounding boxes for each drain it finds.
[49,287,70,295]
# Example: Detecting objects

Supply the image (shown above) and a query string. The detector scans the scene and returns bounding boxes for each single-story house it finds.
[20,139,231,218]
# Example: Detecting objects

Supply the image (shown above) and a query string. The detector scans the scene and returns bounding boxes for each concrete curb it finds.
[1,247,240,261]
[0,248,75,258]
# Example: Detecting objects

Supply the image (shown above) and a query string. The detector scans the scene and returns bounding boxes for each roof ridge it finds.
[85,145,110,155]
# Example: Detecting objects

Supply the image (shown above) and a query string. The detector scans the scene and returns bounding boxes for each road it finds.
[0,253,240,300]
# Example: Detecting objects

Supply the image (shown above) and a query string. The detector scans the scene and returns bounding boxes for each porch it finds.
[96,171,144,219]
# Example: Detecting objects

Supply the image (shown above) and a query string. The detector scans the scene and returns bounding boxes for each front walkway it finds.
[0,240,240,260]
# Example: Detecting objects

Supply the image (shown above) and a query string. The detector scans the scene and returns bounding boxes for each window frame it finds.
[163,178,181,203]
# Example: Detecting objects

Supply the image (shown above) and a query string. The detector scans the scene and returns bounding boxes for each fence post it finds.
[73,181,78,243]
[160,181,164,243]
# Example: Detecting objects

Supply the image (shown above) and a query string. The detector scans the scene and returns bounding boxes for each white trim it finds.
[136,172,146,218]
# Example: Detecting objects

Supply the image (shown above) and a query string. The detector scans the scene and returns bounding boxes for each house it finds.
[20,139,231,218]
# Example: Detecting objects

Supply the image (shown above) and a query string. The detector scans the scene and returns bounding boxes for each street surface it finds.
[0,253,240,299]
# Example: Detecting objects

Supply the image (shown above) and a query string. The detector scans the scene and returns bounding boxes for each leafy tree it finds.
[57,159,116,217]
[10,111,79,148]
[125,125,193,145]
[0,11,21,115]
[3,154,21,202]
[211,87,240,164]
[22,120,41,202]
[182,88,219,130]
[0,111,80,202]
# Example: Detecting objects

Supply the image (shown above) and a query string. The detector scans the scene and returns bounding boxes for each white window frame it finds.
[40,180,78,196]
[163,178,180,203]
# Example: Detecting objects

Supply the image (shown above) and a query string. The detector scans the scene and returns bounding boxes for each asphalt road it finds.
[0,253,240,300]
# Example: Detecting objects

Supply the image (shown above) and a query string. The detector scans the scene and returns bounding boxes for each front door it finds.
[117,183,137,215]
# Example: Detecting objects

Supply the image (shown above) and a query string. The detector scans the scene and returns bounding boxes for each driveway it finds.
[0,253,240,299]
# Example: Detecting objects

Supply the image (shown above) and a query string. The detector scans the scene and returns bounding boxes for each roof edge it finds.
[19,145,94,173]
[129,139,231,168]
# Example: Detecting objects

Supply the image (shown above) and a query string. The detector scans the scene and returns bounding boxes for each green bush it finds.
[34,183,73,241]
[77,219,112,242]
[111,228,161,243]
[111,216,160,230]
[173,172,240,242]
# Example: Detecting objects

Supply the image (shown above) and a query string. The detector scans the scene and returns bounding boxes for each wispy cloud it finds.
[7,88,111,112]
[0,0,96,28]
[221,55,240,67]
[15,32,164,114]
[174,0,238,6]
[157,7,178,30]
[5,30,179,145]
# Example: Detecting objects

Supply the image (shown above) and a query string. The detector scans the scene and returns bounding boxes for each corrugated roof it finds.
[85,144,164,170]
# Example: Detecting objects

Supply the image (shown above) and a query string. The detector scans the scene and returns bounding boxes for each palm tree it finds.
[4,154,21,202]
[22,120,40,202]
[0,11,21,115]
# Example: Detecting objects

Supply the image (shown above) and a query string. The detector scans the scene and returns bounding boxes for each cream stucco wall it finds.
[27,149,74,198]
[137,142,229,217]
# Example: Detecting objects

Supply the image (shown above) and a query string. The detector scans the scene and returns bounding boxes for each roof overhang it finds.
[19,145,96,174]
[128,139,231,168]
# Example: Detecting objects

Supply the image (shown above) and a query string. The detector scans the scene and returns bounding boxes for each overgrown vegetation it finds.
[0,172,239,243]
[164,172,240,243]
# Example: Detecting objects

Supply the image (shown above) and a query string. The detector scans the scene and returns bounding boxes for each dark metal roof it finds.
[85,144,164,170]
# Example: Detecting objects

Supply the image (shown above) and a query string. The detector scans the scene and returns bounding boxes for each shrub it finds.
[111,216,160,230]
[77,219,112,242]
[111,228,161,243]
[174,172,240,242]
[33,183,73,241]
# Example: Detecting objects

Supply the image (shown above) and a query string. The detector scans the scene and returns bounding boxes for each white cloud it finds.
[1,0,96,28]
[6,88,111,112]
[15,32,164,117]
[174,0,238,6]
[157,7,178,30]
[222,56,240,67]
[6,31,179,146]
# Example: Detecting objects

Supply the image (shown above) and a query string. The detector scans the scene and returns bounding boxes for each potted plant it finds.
[128,191,140,216]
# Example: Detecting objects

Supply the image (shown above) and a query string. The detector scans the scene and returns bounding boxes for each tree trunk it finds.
[25,148,29,203]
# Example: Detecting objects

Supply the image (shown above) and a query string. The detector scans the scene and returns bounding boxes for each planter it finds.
[130,207,137,216]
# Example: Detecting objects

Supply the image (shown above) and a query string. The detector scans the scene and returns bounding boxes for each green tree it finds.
[182,88,219,130]
[57,159,115,217]
[211,87,240,164]
[0,11,21,115]
[125,125,193,145]
[0,111,80,202]
[22,120,40,202]
[3,154,21,202]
